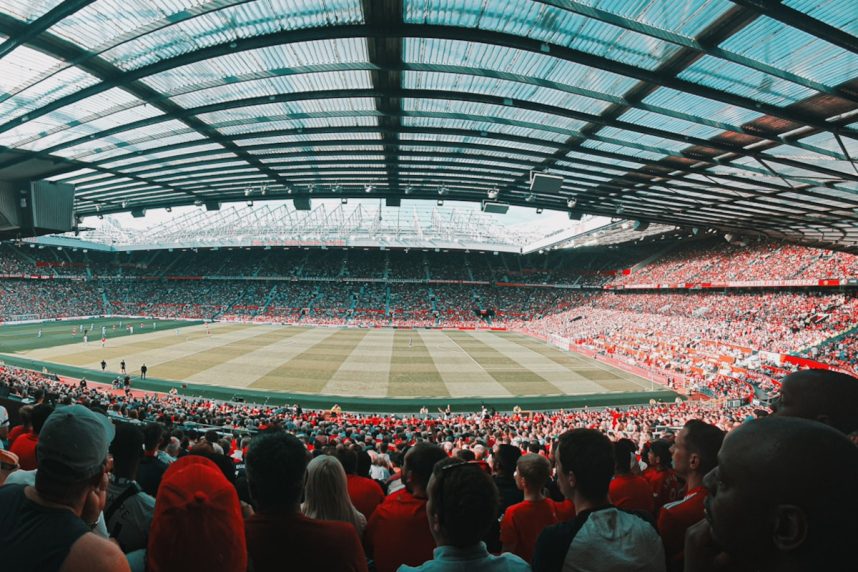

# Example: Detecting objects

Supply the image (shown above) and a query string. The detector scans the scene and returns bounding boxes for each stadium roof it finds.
[0,0,856,247]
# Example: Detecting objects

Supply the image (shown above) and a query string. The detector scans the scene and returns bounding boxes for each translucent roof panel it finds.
[101,142,229,169]
[84,0,365,71]
[402,97,589,135]
[0,46,100,122]
[617,108,726,141]
[400,131,557,155]
[401,116,570,144]
[169,70,373,108]
[678,55,816,107]
[404,0,683,70]
[404,37,638,98]
[782,0,858,37]
[718,16,858,88]
[217,115,379,137]
[1,0,66,22]
[641,87,764,127]
[580,139,666,162]
[195,97,377,130]
[572,0,733,38]
[403,70,613,117]
[141,38,370,94]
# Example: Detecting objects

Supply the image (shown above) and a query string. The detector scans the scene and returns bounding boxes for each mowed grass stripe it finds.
[28,324,248,367]
[250,329,370,393]
[150,327,306,381]
[388,330,449,397]
[0,319,198,353]
[500,333,649,391]
[444,332,559,395]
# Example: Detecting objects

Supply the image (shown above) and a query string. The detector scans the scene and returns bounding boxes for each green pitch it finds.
[0,322,668,402]
[0,318,202,353]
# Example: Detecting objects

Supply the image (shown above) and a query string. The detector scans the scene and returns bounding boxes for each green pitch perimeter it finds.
[0,321,677,412]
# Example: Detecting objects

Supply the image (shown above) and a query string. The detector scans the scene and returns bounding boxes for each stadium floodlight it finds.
[566,197,577,208]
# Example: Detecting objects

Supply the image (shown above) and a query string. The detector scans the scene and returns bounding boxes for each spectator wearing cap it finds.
[401,458,530,571]
[501,454,563,564]
[10,403,54,471]
[609,439,654,514]
[127,455,246,572]
[0,404,129,572]
[244,430,367,572]
[0,449,19,485]
[365,442,447,572]
[105,423,155,553]
[532,429,665,572]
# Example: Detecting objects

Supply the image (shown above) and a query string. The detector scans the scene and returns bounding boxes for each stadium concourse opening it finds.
[1,2,858,571]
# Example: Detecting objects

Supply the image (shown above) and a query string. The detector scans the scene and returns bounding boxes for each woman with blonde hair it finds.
[302,454,366,537]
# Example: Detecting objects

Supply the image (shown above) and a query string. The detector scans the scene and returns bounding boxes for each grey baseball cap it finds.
[37,405,115,481]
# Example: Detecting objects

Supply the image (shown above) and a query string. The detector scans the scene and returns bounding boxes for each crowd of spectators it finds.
[1,364,856,571]
[611,238,858,285]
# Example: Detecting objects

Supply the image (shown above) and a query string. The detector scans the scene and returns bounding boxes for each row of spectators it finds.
[1,365,856,572]
[5,237,856,285]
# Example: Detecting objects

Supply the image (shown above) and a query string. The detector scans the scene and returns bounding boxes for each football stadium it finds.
[0,1,857,571]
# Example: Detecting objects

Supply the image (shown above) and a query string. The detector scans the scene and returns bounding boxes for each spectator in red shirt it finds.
[658,420,724,571]
[245,431,368,572]
[365,442,446,572]
[685,417,858,572]
[501,453,562,563]
[609,439,654,514]
[643,440,681,515]
[6,405,32,447]
[10,404,53,471]
[337,446,384,520]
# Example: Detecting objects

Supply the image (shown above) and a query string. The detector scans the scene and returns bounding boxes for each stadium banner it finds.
[781,354,835,371]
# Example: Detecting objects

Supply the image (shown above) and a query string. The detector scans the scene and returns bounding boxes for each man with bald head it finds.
[772,369,858,434]
[685,417,858,572]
